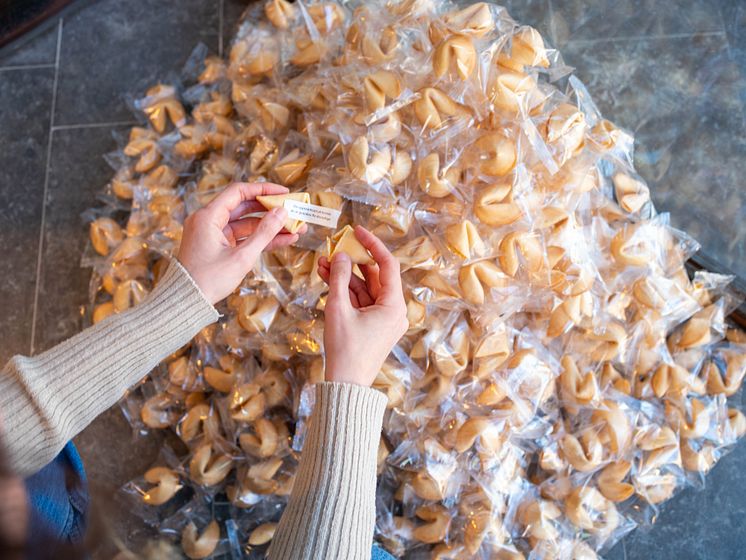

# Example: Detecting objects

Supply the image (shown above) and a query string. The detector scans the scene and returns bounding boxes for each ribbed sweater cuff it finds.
[0,259,218,477]
[268,382,387,560]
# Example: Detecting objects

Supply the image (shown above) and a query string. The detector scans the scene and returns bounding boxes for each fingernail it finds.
[272,207,287,219]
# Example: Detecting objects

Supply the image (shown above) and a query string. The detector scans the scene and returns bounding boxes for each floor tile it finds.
[550,0,725,48]
[223,0,249,54]
[54,0,220,126]
[0,67,54,364]
[0,21,58,67]
[562,34,746,278]
[33,125,128,353]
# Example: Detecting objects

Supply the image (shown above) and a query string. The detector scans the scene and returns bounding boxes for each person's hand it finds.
[317,226,408,386]
[178,182,306,304]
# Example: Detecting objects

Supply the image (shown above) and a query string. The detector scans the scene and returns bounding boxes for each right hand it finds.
[317,226,408,387]
[178,182,306,305]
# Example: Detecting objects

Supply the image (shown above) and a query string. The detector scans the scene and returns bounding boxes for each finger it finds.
[320,257,373,306]
[349,288,361,309]
[327,252,353,309]
[238,207,288,255]
[228,200,266,221]
[353,226,403,303]
[265,232,300,251]
[318,263,330,283]
[359,263,382,299]
[205,182,288,225]
[227,217,261,240]
[348,271,375,307]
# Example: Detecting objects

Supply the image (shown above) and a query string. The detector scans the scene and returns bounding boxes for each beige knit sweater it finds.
[0,259,387,560]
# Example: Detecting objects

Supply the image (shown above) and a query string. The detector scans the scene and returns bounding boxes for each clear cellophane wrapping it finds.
[83,1,746,558]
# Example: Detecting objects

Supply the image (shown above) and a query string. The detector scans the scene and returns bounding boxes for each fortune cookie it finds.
[141,393,180,429]
[418,153,460,198]
[544,104,586,165]
[475,182,522,225]
[459,260,508,305]
[231,383,267,422]
[257,192,311,234]
[433,34,476,80]
[413,504,451,544]
[265,0,295,29]
[597,461,634,502]
[90,218,124,256]
[182,520,220,560]
[204,366,235,393]
[560,430,603,472]
[361,26,398,64]
[348,136,391,184]
[705,352,746,396]
[473,133,517,176]
[445,220,483,259]
[248,522,277,546]
[189,443,233,486]
[307,3,346,33]
[565,486,618,536]
[499,232,543,277]
[455,417,502,454]
[273,150,313,185]
[613,173,650,214]
[414,87,470,128]
[498,27,550,71]
[292,36,326,66]
[442,3,494,38]
[364,70,402,111]
[142,467,182,506]
[327,225,374,265]
[124,127,161,173]
[490,71,543,114]
[240,418,281,458]
[141,84,186,133]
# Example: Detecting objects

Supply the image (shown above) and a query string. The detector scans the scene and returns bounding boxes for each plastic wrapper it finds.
[71,0,746,558]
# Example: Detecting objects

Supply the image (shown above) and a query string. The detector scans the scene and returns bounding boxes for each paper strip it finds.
[284,199,342,228]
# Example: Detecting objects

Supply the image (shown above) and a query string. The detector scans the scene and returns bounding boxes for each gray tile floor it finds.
[0,0,744,558]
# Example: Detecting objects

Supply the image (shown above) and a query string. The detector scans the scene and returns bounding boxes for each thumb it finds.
[328,252,353,309]
[241,207,287,254]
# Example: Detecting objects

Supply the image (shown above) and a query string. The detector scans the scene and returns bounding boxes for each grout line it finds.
[52,120,138,131]
[717,4,731,51]
[0,63,55,72]
[30,18,63,356]
[565,30,726,46]
[219,0,225,57]
[546,0,557,47]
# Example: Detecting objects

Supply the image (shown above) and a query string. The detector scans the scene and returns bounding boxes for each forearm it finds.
[268,382,387,560]
[0,259,218,477]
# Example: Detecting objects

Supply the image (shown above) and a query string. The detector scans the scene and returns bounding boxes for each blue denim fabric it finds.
[372,544,396,559]
[24,442,88,546]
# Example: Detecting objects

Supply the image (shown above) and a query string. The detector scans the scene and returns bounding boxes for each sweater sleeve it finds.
[0,259,219,477]
[268,382,387,560]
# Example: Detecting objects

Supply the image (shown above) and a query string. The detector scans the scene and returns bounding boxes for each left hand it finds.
[317,226,408,387]
[178,182,306,304]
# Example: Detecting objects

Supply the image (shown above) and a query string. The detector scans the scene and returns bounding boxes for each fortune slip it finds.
[283,199,342,229]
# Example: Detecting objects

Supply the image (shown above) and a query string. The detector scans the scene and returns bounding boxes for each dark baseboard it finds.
[0,0,98,55]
